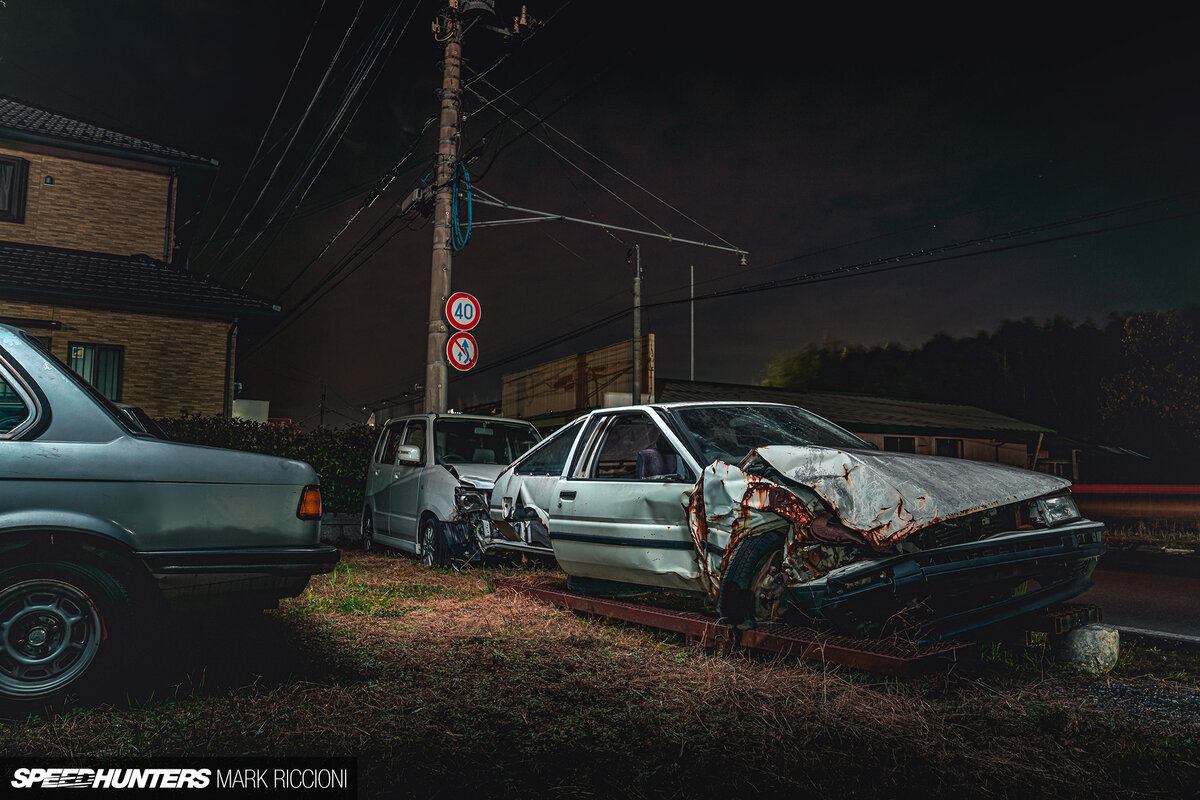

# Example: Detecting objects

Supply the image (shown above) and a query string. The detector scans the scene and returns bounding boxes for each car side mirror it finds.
[395,444,422,465]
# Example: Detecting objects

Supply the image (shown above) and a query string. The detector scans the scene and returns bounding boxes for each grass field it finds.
[2,550,1197,799]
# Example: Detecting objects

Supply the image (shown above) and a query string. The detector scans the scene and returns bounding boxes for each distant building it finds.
[0,96,276,417]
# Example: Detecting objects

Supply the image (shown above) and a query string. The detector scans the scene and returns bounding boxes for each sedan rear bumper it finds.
[137,545,341,576]
[137,545,341,610]
[785,520,1106,642]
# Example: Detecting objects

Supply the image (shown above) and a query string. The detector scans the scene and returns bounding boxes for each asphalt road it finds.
[1080,551,1200,646]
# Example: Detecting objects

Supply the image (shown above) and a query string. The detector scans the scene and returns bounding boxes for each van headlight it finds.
[1035,494,1081,525]
[455,486,488,514]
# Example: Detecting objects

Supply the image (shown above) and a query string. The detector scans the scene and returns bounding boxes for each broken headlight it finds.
[455,486,488,514]
[1033,494,1081,526]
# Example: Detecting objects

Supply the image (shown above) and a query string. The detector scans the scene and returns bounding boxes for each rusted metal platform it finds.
[493,576,976,677]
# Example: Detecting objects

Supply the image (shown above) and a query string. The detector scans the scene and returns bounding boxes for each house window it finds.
[883,436,916,453]
[935,438,964,459]
[0,155,30,224]
[68,343,123,401]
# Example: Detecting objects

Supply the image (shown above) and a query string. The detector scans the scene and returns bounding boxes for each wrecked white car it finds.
[361,413,541,566]
[488,402,1105,642]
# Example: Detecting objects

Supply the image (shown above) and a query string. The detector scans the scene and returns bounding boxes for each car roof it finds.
[388,412,536,426]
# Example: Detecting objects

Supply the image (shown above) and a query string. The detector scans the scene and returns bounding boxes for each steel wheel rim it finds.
[0,579,102,698]
[750,549,785,623]
[420,522,436,566]
[362,512,374,552]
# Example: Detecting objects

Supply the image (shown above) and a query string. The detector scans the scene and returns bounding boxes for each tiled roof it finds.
[0,96,215,168]
[656,378,1053,436]
[0,240,278,317]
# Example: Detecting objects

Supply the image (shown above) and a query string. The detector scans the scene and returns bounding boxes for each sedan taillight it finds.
[297,485,322,520]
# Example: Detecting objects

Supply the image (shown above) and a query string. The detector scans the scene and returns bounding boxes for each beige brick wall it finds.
[0,299,231,418]
[0,142,174,260]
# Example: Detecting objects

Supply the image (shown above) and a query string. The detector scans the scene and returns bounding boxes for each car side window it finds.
[514,419,582,476]
[0,367,32,437]
[403,419,427,462]
[588,412,687,481]
[376,422,401,464]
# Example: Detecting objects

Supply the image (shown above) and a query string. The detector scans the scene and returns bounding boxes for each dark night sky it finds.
[2,1,1198,423]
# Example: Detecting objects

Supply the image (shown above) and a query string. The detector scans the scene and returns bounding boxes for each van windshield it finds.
[433,418,540,465]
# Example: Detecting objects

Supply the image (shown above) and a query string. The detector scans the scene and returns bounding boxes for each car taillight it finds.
[298,485,322,520]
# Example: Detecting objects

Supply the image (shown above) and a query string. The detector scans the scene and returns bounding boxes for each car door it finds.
[549,410,702,591]
[491,416,586,547]
[365,421,399,529]
[387,417,428,545]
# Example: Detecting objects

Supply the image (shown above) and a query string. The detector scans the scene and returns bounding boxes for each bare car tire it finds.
[716,532,786,626]
[0,560,132,709]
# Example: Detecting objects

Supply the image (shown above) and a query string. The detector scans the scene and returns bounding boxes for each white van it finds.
[361,413,542,566]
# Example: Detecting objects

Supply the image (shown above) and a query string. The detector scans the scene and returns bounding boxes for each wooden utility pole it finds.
[426,5,464,414]
[628,244,642,404]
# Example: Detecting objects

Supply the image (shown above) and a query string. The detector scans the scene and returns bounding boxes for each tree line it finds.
[761,308,1200,481]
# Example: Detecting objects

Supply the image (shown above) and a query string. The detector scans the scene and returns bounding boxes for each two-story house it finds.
[0,96,277,418]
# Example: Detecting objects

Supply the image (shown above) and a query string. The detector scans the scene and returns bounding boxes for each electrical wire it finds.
[234,0,424,289]
[447,202,1200,382]
[204,0,370,274]
[217,1,409,285]
[192,0,329,262]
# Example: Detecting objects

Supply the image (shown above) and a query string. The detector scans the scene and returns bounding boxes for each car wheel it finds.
[361,509,376,553]
[0,561,132,707]
[716,532,786,626]
[420,518,448,568]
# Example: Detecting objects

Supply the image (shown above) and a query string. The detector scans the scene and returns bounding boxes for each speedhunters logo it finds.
[2,759,355,797]
[12,768,211,789]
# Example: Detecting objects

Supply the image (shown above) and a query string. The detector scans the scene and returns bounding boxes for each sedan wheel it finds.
[0,562,129,705]
[716,533,786,626]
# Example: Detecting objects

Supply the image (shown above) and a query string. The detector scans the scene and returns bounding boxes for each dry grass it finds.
[1,550,1197,799]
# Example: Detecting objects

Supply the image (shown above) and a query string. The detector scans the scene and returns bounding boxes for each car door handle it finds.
[559,490,577,501]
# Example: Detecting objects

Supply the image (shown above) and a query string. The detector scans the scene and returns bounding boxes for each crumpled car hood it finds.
[453,463,508,491]
[749,445,1070,547]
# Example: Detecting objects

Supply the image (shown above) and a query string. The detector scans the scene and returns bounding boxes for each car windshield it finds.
[670,404,871,464]
[434,418,540,465]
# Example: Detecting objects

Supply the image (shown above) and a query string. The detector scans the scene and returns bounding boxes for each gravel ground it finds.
[1073,678,1200,727]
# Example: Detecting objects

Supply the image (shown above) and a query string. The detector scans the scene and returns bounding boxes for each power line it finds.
[204,0,369,273]
[235,0,424,289]
[217,1,408,286]
[191,0,329,262]
[449,201,1200,381]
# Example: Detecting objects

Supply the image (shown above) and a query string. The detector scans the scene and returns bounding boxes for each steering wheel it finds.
[442,454,466,463]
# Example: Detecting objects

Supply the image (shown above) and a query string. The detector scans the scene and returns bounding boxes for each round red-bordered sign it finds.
[446,331,478,371]
[445,291,481,331]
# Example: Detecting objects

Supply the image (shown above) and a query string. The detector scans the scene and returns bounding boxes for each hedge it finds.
[155,415,377,514]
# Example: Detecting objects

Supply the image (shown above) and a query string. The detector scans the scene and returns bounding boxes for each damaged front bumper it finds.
[785,520,1106,642]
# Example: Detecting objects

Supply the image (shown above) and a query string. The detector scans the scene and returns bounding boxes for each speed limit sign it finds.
[445,291,481,331]
[446,331,478,371]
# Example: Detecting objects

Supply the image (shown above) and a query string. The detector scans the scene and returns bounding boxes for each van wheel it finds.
[716,533,787,626]
[361,509,376,552]
[0,561,132,708]
[420,518,448,568]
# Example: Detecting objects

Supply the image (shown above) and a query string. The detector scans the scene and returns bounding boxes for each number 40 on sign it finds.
[445,292,480,331]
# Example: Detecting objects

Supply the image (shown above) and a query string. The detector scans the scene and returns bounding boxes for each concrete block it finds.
[1053,624,1120,673]
[320,513,362,547]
